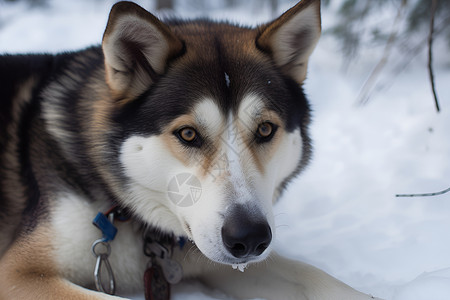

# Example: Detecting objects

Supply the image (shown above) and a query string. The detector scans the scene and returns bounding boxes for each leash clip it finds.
[91,239,115,295]
[91,210,117,295]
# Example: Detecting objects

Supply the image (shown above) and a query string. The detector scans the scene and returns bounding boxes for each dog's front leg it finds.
[198,251,379,300]
[0,273,126,300]
[0,226,126,300]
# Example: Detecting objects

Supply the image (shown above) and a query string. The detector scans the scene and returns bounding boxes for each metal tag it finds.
[144,264,170,300]
[156,257,183,284]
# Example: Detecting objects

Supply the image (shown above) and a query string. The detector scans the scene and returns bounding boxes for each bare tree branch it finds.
[357,0,408,106]
[396,186,450,198]
[428,0,440,113]
[366,16,450,96]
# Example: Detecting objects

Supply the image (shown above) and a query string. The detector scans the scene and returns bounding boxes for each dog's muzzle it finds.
[221,204,272,259]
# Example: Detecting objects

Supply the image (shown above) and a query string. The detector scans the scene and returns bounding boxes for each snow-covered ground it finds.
[1,1,449,299]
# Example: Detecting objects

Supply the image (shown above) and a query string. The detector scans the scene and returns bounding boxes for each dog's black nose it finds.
[221,205,272,258]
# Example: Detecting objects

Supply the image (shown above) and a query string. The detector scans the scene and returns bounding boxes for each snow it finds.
[1,1,449,300]
[393,268,450,300]
[231,263,248,273]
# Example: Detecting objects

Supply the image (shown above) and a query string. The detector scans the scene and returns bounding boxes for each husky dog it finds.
[0,0,379,299]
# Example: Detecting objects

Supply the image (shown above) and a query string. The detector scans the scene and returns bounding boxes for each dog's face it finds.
[101,1,320,265]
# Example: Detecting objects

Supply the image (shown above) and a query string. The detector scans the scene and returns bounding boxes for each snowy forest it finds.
[1,0,449,299]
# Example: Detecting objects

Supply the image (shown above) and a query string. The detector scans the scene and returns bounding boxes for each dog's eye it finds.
[180,127,196,142]
[175,127,202,147]
[258,122,272,137]
[256,122,277,142]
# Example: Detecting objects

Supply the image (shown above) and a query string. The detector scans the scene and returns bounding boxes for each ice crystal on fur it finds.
[224,72,230,87]
[232,263,248,272]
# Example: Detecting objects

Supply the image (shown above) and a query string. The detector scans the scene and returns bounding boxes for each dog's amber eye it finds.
[257,122,273,137]
[176,127,203,148]
[175,127,203,148]
[256,122,277,143]
[179,127,197,142]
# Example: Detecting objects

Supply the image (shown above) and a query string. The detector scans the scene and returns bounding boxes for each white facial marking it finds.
[259,129,302,202]
[121,136,182,190]
[238,94,303,200]
[193,98,224,137]
[223,112,254,204]
[238,93,265,130]
[120,135,190,236]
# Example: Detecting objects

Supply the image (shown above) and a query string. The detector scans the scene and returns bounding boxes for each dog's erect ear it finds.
[102,1,183,100]
[257,0,321,84]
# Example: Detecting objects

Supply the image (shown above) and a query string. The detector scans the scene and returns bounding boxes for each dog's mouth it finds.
[216,254,269,266]
[183,231,271,267]
[184,203,273,267]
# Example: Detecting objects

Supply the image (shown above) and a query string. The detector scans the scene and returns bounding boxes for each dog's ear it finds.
[102,1,183,100]
[257,0,321,84]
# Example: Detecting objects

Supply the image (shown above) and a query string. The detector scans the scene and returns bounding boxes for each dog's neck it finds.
[99,202,184,246]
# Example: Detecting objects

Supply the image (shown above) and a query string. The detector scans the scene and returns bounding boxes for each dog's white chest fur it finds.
[50,193,148,294]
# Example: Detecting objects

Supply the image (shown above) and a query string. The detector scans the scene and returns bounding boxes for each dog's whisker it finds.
[274,212,288,219]
[276,224,290,229]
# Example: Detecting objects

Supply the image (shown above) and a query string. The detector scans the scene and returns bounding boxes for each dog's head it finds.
[102,0,320,265]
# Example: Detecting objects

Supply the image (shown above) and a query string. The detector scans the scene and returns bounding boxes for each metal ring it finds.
[91,239,111,257]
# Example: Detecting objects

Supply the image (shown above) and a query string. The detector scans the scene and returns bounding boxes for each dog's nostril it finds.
[231,242,247,255]
[255,242,268,255]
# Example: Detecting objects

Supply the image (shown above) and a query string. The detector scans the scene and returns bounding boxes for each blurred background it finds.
[1,1,449,299]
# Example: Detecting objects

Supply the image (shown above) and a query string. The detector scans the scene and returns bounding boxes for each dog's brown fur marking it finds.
[0,223,100,300]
